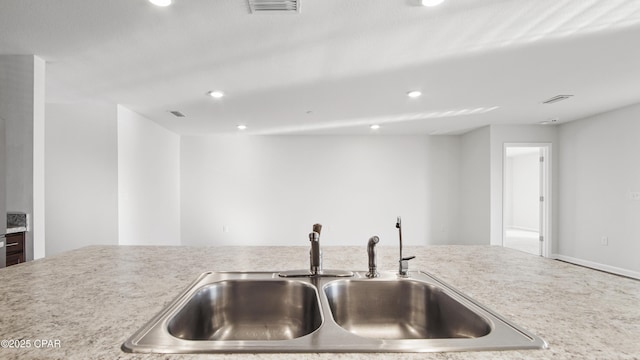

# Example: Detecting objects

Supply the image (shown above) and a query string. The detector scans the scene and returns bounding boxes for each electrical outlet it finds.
[600,237,609,246]
[629,192,640,201]
[222,225,230,233]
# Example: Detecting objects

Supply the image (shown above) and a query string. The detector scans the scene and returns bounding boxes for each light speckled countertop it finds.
[0,245,639,359]
[5,227,26,234]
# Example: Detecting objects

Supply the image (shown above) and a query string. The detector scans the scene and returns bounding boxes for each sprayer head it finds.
[396,216,401,229]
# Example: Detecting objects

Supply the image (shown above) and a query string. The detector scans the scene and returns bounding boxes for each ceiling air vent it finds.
[248,0,300,13]
[169,110,186,117]
[542,95,573,104]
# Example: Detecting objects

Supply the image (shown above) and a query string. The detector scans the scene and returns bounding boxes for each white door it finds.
[503,144,550,257]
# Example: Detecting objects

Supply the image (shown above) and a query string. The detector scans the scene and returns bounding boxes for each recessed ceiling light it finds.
[149,0,172,7]
[207,90,225,99]
[421,0,445,7]
[237,124,247,130]
[407,90,422,98]
[370,124,380,130]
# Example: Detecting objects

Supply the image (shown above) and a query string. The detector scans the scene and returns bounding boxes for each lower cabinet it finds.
[6,232,25,266]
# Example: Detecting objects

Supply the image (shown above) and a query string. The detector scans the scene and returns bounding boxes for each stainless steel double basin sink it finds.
[122,271,547,353]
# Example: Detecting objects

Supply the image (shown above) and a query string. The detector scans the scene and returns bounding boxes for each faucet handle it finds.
[312,223,322,235]
[399,255,415,276]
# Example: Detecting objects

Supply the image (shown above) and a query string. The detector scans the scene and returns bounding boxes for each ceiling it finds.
[1,0,640,135]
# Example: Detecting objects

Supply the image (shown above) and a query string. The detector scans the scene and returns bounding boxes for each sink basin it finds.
[123,271,547,353]
[168,280,322,341]
[324,279,491,340]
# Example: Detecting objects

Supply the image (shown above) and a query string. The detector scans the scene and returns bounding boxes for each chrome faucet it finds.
[396,216,415,276]
[366,236,380,278]
[309,231,321,275]
[309,223,323,275]
[279,223,353,278]
[367,236,380,278]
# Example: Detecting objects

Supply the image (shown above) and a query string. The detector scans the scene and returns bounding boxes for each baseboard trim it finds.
[552,254,640,280]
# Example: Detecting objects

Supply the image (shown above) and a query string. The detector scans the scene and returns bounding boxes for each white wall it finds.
[558,103,640,275]
[181,135,460,246]
[45,103,119,256]
[458,126,491,244]
[117,106,180,246]
[425,136,461,244]
[0,55,46,260]
[505,151,540,230]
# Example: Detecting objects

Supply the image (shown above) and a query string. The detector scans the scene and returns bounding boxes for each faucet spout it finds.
[366,236,380,278]
[396,216,415,276]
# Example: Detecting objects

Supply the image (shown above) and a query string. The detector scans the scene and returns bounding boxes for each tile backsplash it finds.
[7,212,27,228]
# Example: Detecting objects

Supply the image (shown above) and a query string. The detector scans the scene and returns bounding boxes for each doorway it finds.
[503,144,550,257]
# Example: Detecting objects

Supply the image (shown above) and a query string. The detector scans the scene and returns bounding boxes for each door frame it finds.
[502,143,552,257]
